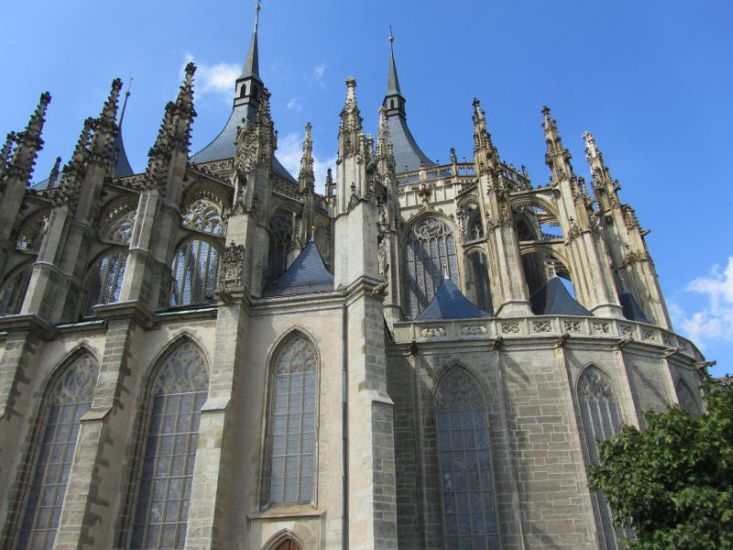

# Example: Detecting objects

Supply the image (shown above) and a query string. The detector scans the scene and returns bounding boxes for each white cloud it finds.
[673,256,733,349]
[183,54,239,100]
[286,97,303,112]
[278,131,337,194]
[310,63,326,87]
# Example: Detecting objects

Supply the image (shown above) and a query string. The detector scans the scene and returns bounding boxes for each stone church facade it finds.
[0,7,706,550]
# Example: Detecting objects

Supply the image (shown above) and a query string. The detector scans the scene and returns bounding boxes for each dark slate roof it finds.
[113,131,134,178]
[263,240,334,297]
[530,277,592,316]
[190,103,296,183]
[416,278,491,320]
[388,115,435,174]
[619,291,650,323]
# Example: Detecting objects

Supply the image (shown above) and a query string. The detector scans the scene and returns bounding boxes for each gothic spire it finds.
[241,0,261,80]
[89,79,122,164]
[376,106,392,158]
[170,62,197,153]
[339,77,364,160]
[542,106,575,183]
[583,130,621,211]
[386,27,402,99]
[298,122,314,191]
[5,92,51,186]
[472,98,498,165]
[112,79,134,177]
[0,132,15,178]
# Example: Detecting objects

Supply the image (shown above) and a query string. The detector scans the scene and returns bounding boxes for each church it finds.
[0,4,707,549]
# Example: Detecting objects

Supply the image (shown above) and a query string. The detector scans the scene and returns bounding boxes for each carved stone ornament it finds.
[217,243,246,292]
[377,236,389,277]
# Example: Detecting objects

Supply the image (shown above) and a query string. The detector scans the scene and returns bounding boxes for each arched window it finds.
[0,267,32,316]
[265,334,318,506]
[267,215,293,283]
[129,341,208,549]
[436,368,500,549]
[405,216,459,318]
[274,539,302,550]
[17,353,99,549]
[87,249,127,314]
[577,367,627,549]
[170,239,220,306]
[181,198,224,237]
[467,251,493,313]
[676,380,701,415]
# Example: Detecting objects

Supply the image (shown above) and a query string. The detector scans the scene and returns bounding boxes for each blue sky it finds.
[2,0,731,377]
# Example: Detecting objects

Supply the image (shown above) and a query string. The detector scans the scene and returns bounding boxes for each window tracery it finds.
[129,341,208,549]
[265,334,318,506]
[436,368,500,549]
[103,208,137,244]
[181,198,224,236]
[405,216,459,318]
[17,353,99,549]
[87,250,127,314]
[577,367,628,549]
[170,239,220,306]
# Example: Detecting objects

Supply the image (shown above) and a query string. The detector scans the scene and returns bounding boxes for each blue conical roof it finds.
[530,277,592,316]
[263,241,334,297]
[416,278,491,320]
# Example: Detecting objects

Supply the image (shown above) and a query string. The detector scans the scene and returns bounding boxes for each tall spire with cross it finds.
[381,27,434,173]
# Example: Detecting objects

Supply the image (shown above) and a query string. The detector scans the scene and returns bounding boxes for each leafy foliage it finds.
[589,377,733,549]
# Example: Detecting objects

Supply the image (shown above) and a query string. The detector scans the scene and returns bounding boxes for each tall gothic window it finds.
[170,239,220,306]
[436,368,500,549]
[129,341,208,549]
[467,251,493,313]
[17,353,99,549]
[265,334,318,506]
[87,249,127,314]
[405,216,459,318]
[0,267,32,316]
[267,215,293,283]
[577,367,628,549]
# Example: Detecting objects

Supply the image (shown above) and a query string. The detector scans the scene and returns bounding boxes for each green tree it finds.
[589,377,733,549]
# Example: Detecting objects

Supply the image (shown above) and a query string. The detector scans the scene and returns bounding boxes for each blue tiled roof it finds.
[388,115,435,174]
[263,241,334,297]
[619,291,650,323]
[530,277,592,316]
[416,278,490,320]
[190,103,295,183]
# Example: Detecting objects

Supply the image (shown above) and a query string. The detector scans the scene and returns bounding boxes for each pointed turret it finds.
[4,92,51,186]
[380,31,434,173]
[170,62,197,154]
[472,98,499,172]
[338,77,364,160]
[191,2,294,181]
[543,106,576,184]
[89,79,122,166]
[583,131,619,212]
[298,122,314,192]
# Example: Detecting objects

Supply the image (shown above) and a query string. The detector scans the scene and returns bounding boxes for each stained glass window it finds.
[170,239,219,306]
[265,334,317,505]
[405,217,459,318]
[0,267,32,316]
[17,353,99,549]
[87,250,127,314]
[103,208,137,244]
[130,341,208,549]
[436,368,500,549]
[578,367,629,549]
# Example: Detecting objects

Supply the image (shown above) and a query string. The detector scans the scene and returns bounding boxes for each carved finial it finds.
[583,131,600,161]
[449,147,457,164]
[542,105,574,179]
[4,92,52,185]
[298,122,314,190]
[339,77,364,152]
[325,167,335,199]
[0,131,16,176]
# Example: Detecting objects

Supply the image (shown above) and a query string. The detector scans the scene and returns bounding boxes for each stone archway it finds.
[274,540,302,550]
